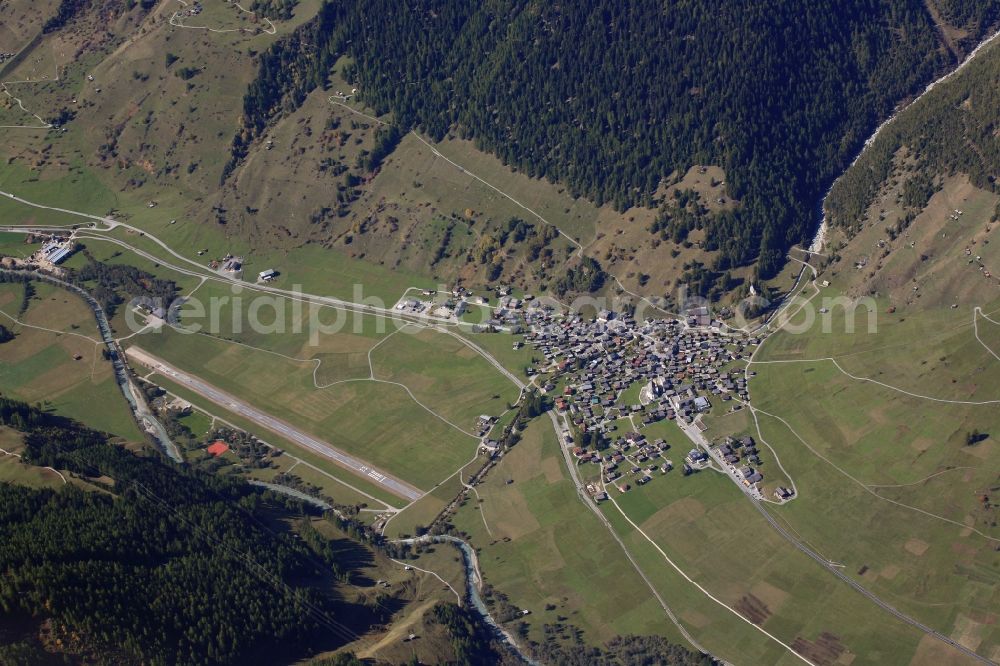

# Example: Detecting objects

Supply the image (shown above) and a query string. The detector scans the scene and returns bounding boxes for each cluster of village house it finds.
[523,307,756,427]
[583,429,790,500]
[395,284,527,331]
[593,429,676,499]
[461,291,789,499]
[360,281,789,500]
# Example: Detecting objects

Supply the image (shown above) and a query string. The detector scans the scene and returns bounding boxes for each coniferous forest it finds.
[826,35,1000,230]
[232,0,999,280]
[0,398,369,665]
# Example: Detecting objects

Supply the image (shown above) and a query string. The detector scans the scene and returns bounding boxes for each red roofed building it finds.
[207,440,229,457]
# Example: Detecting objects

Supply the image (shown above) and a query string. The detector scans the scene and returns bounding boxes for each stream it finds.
[247,482,539,664]
[810,27,1000,254]
[394,534,542,666]
[2,270,181,461]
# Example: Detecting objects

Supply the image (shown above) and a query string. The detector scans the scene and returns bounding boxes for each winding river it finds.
[250,481,539,664]
[394,534,542,665]
[2,269,180,461]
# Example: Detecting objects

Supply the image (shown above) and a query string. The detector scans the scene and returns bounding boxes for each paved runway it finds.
[126,346,423,501]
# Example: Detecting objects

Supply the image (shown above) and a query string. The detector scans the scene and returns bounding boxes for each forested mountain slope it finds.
[4,0,999,304]
[826,35,1000,234]
[819,31,1000,311]
[0,397,374,665]
[236,0,1000,280]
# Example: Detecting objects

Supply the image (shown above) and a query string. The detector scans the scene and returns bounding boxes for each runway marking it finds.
[125,345,423,501]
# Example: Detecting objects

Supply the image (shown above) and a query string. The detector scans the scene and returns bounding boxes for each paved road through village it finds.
[125,346,423,502]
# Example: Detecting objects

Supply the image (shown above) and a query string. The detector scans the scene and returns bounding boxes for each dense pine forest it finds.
[250,0,299,21]
[42,0,92,33]
[71,256,179,317]
[0,397,373,665]
[232,0,999,281]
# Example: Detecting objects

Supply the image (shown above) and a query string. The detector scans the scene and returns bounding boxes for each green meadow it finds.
[449,421,679,650]
[744,285,1000,659]
[0,282,142,440]
[604,467,950,665]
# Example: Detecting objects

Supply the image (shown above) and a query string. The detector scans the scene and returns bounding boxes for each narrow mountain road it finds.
[1,76,54,129]
[747,496,993,664]
[546,409,712,656]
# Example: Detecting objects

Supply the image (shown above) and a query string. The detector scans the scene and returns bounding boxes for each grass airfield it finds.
[133,324,494,491]
[111,264,520,495]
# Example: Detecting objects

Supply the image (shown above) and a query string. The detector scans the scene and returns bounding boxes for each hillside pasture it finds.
[166,0,277,34]
[0,0,60,53]
[0,453,66,490]
[0,84,43,128]
[821,175,1000,310]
